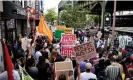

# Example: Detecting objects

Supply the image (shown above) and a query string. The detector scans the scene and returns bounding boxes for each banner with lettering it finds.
[61,34,76,57]
[74,41,96,63]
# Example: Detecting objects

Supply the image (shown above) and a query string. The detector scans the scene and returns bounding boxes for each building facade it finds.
[2,1,27,42]
[0,0,43,42]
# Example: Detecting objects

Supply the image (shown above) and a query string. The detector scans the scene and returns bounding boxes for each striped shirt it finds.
[105,63,121,80]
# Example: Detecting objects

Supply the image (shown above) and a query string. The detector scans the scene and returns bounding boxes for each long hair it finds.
[37,56,46,69]
[50,49,58,63]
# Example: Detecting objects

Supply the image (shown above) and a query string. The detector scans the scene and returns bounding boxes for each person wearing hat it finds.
[80,63,97,80]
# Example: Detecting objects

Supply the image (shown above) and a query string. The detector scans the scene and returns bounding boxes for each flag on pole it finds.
[37,15,53,43]
[3,42,14,80]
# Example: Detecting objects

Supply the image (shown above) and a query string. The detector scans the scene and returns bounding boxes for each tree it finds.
[86,14,100,26]
[45,8,58,24]
[59,7,100,28]
[60,7,87,28]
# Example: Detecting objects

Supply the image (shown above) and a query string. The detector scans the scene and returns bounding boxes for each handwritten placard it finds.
[55,61,74,80]
[74,41,97,63]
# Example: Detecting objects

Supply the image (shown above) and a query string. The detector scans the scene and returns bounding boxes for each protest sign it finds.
[61,34,76,57]
[55,61,73,71]
[55,61,74,80]
[56,25,72,34]
[74,41,97,63]
[55,30,64,38]
[61,34,76,46]
[97,31,102,39]
[64,28,72,34]
[61,46,75,57]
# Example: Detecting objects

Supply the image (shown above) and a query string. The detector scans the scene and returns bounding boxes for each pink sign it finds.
[61,34,76,57]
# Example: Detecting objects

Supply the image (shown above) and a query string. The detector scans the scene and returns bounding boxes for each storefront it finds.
[1,1,27,42]
[28,8,40,36]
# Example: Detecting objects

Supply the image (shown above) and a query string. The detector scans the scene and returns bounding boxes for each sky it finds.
[44,0,61,13]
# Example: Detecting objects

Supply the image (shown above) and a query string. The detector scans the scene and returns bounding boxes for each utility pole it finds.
[100,1,107,38]
[27,0,30,37]
[112,0,117,40]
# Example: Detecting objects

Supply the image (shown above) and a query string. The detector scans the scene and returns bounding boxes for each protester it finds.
[105,59,122,80]
[37,56,49,80]
[80,63,97,80]
[35,44,43,64]
[25,57,38,79]
[3,27,133,80]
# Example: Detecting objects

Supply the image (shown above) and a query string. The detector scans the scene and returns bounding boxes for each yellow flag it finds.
[37,15,53,43]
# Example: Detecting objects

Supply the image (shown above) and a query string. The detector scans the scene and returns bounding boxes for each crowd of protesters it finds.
[0,29,133,80]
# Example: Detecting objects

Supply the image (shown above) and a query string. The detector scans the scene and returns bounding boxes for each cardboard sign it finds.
[74,41,97,63]
[55,61,74,80]
[55,61,73,71]
[97,31,102,39]
[61,34,76,57]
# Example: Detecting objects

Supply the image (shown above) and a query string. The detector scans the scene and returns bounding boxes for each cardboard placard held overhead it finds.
[74,41,97,63]
[97,31,102,39]
[55,61,74,80]
[55,61,73,71]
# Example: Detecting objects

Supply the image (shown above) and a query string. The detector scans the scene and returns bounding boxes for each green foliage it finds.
[60,7,100,28]
[45,8,58,23]
[86,14,100,26]
[60,7,87,28]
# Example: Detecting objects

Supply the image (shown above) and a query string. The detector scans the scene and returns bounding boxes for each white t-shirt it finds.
[35,51,42,64]
[81,72,97,80]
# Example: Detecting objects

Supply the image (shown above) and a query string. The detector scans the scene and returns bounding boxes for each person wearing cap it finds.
[80,63,97,80]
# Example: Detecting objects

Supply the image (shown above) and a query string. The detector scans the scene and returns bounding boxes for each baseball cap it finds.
[85,63,92,70]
